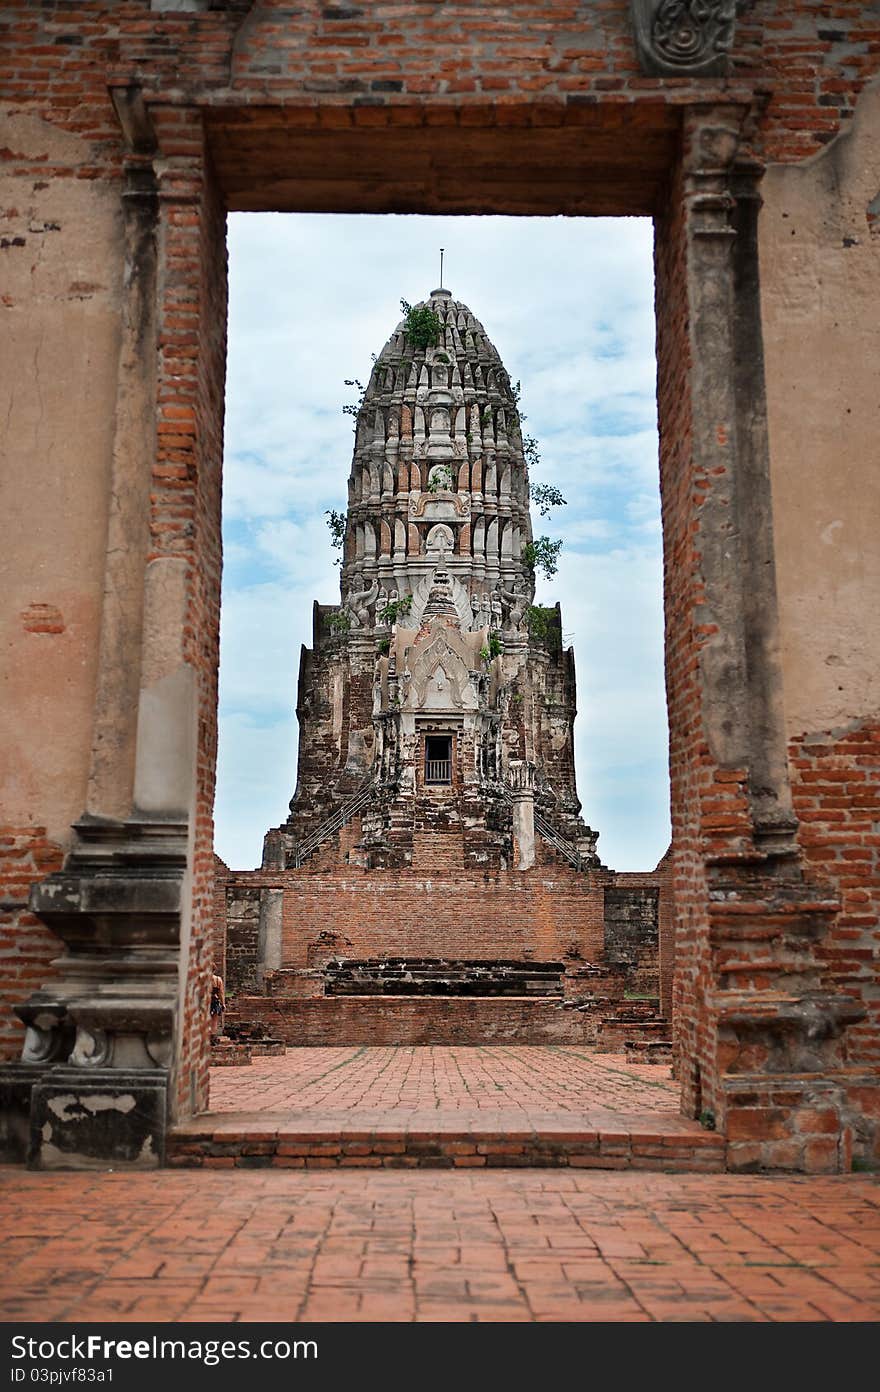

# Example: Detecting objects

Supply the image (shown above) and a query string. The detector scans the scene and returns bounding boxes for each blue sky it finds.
[216,213,669,871]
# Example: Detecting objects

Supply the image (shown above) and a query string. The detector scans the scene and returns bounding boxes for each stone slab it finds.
[28,1068,168,1170]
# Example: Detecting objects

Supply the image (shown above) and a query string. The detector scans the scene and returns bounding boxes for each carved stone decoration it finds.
[498,575,531,635]
[409,566,473,630]
[630,0,735,78]
[17,998,74,1066]
[344,576,379,628]
[69,1025,112,1069]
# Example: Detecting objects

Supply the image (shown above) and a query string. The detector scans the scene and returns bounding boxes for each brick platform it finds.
[1,1169,878,1322]
[168,1047,722,1173]
[226,997,603,1046]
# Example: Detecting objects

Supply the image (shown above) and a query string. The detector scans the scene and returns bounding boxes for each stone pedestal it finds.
[29,1068,168,1170]
[1,815,187,1169]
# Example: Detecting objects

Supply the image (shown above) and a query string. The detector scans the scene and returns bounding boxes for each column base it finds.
[25,1066,168,1170]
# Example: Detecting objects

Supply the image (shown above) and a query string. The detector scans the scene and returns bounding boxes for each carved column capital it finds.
[631,0,736,78]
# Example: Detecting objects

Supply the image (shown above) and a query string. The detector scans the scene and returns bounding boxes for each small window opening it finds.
[424,735,452,785]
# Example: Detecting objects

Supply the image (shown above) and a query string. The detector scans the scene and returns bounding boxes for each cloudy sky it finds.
[216,212,669,871]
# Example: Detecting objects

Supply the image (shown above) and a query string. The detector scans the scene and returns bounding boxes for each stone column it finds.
[509,760,535,872]
[256,890,284,990]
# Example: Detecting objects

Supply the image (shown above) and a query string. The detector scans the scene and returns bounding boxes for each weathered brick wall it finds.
[146,118,228,1118]
[790,724,880,1079]
[2,3,877,168]
[224,885,261,995]
[654,849,675,1025]
[289,864,604,969]
[603,881,660,997]
[216,855,669,1016]
[654,147,711,1117]
[211,853,230,985]
[226,994,595,1047]
[0,829,64,1059]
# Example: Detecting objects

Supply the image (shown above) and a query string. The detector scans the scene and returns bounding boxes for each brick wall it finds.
[603,881,660,997]
[239,863,606,979]
[216,854,668,1019]
[226,995,595,1048]
[0,828,64,1060]
[224,886,261,996]
[2,4,877,166]
[654,147,709,1116]
[150,124,229,1120]
[211,854,229,985]
[790,723,880,1076]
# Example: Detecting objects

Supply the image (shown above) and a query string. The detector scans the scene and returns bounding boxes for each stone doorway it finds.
[6,84,872,1175]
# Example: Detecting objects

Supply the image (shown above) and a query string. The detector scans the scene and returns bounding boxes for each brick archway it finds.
[3,3,876,1174]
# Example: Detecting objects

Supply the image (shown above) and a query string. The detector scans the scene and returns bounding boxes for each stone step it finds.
[625,1039,674,1065]
[167,1111,724,1173]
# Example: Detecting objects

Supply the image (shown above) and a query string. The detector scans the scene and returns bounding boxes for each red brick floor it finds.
[170,1047,720,1170]
[207,1046,681,1115]
[0,1169,878,1322]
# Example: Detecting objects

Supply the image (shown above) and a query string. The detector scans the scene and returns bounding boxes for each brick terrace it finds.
[169,1048,718,1172]
[0,1169,878,1322]
[206,1046,680,1116]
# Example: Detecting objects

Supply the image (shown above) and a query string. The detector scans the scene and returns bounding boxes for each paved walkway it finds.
[1,1169,878,1322]
[208,1046,681,1116]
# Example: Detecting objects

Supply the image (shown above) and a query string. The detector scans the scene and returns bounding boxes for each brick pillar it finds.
[659,106,864,1171]
[2,93,225,1168]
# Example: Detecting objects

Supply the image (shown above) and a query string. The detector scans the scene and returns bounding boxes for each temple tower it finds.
[263,288,599,873]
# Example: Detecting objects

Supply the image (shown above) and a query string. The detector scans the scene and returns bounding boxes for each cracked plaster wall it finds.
[761,81,880,735]
[0,112,123,846]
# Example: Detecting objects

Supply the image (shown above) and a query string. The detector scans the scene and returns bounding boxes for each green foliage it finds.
[379,594,413,625]
[342,378,366,424]
[526,606,562,653]
[699,1110,717,1132]
[522,536,563,580]
[400,298,441,351]
[325,509,346,568]
[376,636,391,655]
[426,465,454,494]
[529,481,566,516]
[479,632,504,664]
[523,435,540,469]
[326,608,351,636]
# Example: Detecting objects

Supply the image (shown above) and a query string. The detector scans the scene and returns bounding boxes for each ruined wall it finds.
[225,995,597,1048]
[0,111,123,1057]
[0,2,878,1152]
[603,880,660,999]
[761,82,880,1092]
[226,861,608,981]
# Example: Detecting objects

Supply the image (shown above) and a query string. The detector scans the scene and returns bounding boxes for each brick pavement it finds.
[170,1047,721,1171]
[207,1047,681,1115]
[0,1169,878,1322]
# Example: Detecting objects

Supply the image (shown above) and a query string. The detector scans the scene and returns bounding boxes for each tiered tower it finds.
[263,288,599,872]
